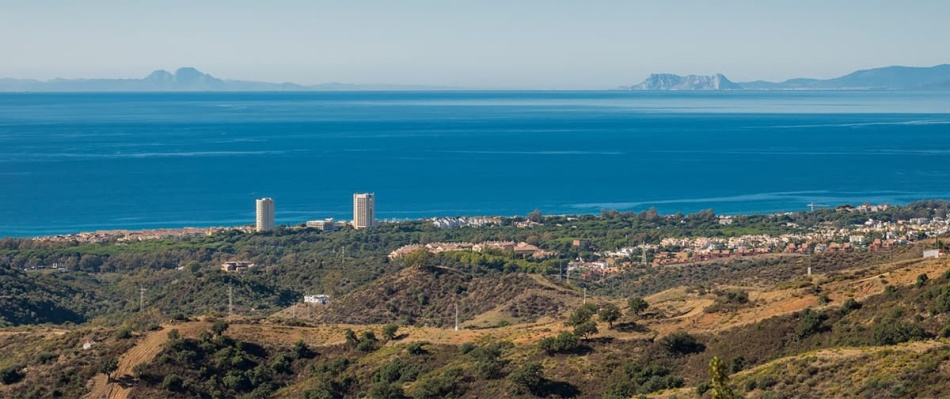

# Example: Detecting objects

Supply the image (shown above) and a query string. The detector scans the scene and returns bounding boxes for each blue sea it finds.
[2,91,950,237]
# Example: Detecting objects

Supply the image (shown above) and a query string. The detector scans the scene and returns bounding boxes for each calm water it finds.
[2,91,950,237]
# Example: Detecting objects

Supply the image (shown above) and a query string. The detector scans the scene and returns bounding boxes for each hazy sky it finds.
[2,1,948,89]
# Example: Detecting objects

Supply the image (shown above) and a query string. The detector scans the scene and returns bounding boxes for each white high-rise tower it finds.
[352,193,375,229]
[256,197,275,232]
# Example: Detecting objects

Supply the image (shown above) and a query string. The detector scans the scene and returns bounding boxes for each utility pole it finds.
[139,287,145,313]
[454,302,459,332]
[583,288,587,304]
[292,302,297,320]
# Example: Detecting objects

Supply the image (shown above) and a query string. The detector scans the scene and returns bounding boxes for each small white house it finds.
[304,294,330,305]
[923,250,941,259]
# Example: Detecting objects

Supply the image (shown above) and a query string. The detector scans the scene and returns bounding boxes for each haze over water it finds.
[2,91,950,237]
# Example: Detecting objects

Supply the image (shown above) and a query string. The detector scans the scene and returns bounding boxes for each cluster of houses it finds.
[388,240,557,260]
[429,216,501,229]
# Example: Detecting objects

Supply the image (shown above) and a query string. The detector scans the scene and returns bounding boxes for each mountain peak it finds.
[626,73,740,90]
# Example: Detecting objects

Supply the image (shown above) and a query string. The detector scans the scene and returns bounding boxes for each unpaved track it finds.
[84,322,209,399]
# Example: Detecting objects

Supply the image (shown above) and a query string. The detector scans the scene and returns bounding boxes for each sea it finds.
[2,91,950,237]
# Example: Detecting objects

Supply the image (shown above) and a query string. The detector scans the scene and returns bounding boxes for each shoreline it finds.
[7,201,913,243]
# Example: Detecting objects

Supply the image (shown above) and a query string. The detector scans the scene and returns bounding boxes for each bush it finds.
[211,321,229,336]
[0,364,24,385]
[508,362,544,394]
[758,374,777,389]
[162,374,185,392]
[884,284,899,298]
[293,340,315,359]
[413,368,462,399]
[659,331,704,356]
[407,342,427,356]
[459,342,476,354]
[917,273,930,288]
[873,320,928,345]
[370,382,407,399]
[35,352,57,364]
[744,379,757,392]
[795,308,827,339]
[840,298,861,314]
[383,324,400,341]
[116,327,133,339]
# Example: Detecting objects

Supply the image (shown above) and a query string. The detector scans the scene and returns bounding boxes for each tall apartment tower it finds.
[352,193,376,229]
[256,197,275,232]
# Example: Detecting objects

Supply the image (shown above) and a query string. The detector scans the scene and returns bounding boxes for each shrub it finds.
[407,342,427,356]
[840,298,861,314]
[758,374,777,389]
[162,374,185,392]
[344,329,358,347]
[917,273,930,288]
[211,321,229,336]
[744,379,757,392]
[293,340,315,359]
[508,362,544,394]
[659,331,704,356]
[794,308,827,339]
[459,342,476,354]
[873,320,928,345]
[116,327,133,339]
[370,382,407,399]
[35,352,57,364]
[0,364,24,385]
[383,324,399,341]
[413,368,462,399]
[883,284,899,298]
[696,380,711,396]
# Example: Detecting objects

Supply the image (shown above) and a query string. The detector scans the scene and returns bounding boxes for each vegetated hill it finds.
[0,266,108,326]
[0,327,137,399]
[310,266,578,326]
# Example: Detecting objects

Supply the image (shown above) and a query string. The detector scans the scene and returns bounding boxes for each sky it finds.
[1,1,948,89]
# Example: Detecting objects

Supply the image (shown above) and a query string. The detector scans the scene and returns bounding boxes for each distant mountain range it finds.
[623,64,950,91]
[0,67,457,92]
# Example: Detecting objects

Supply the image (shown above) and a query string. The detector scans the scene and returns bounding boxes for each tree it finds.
[509,362,544,394]
[98,357,119,382]
[573,321,599,339]
[660,331,703,356]
[382,324,399,341]
[599,303,621,328]
[708,356,739,399]
[566,303,598,326]
[211,320,229,336]
[628,297,649,316]
[527,209,544,223]
[402,248,435,271]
